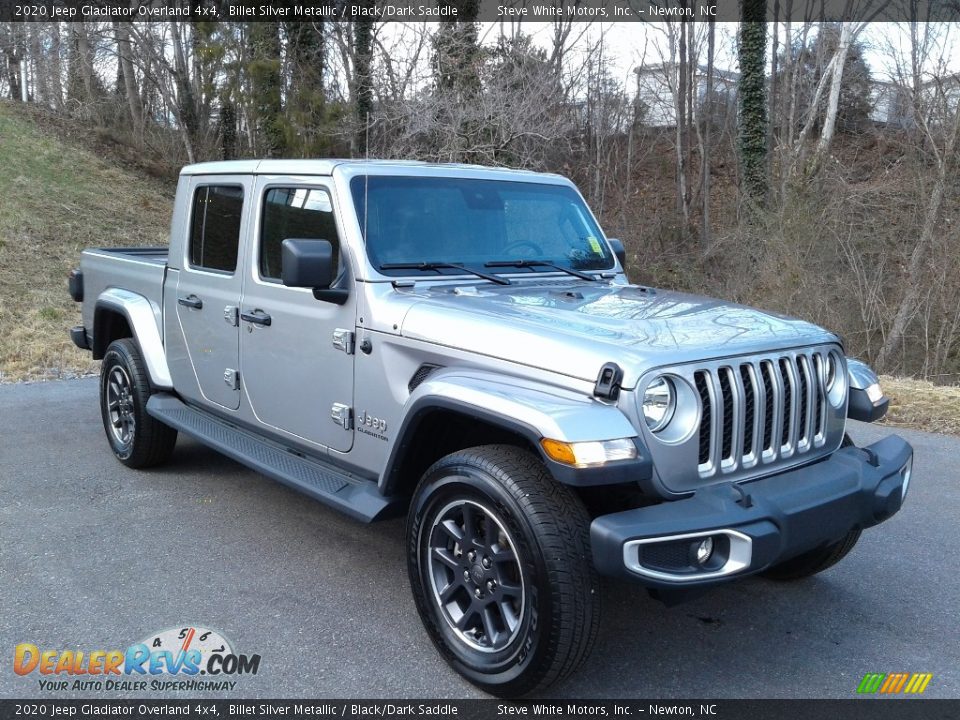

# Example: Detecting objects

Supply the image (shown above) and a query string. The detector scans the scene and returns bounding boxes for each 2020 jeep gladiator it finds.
[70,160,913,696]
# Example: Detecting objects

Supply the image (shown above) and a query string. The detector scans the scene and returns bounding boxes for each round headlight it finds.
[825,351,847,407]
[642,376,675,432]
[825,353,839,390]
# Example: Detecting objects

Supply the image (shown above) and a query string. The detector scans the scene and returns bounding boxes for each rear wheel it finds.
[760,528,862,581]
[407,445,600,697]
[100,338,177,468]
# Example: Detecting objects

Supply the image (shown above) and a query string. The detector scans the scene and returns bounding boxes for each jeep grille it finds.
[693,350,829,479]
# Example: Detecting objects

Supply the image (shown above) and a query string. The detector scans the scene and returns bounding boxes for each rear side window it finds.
[189,185,243,273]
[260,187,340,281]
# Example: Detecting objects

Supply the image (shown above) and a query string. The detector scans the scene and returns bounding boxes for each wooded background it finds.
[1,10,959,382]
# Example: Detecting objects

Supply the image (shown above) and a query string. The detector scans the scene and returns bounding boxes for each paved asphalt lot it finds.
[1,378,958,699]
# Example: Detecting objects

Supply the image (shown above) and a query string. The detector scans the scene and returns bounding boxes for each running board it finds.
[146,394,403,523]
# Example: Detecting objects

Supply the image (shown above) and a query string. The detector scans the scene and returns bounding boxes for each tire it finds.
[100,338,177,468]
[760,528,862,581]
[406,444,600,697]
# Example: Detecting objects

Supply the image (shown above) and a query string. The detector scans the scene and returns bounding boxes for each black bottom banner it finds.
[0,700,957,720]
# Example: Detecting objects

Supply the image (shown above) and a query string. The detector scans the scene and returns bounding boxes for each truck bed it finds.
[88,246,169,265]
[78,246,170,344]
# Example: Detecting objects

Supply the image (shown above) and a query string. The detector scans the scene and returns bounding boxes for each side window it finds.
[189,185,243,273]
[260,187,340,282]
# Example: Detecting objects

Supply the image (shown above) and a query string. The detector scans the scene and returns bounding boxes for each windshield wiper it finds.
[379,262,511,286]
[484,259,598,281]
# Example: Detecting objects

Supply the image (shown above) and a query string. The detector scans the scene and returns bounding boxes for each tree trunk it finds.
[249,22,285,157]
[701,18,715,251]
[49,22,63,109]
[115,22,142,133]
[353,15,374,156]
[675,19,689,225]
[876,162,951,371]
[287,20,326,156]
[804,22,853,178]
[737,1,769,206]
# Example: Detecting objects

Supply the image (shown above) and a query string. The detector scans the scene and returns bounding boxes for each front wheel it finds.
[407,445,600,697]
[100,338,177,468]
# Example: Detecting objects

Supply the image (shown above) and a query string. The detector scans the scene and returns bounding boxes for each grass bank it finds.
[0,101,173,381]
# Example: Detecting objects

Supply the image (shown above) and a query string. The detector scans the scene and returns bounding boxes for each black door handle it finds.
[178,295,203,309]
[240,310,272,327]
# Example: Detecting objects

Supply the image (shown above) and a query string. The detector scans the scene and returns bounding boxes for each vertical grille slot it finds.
[718,368,734,462]
[778,358,793,448]
[761,361,776,453]
[796,356,809,445]
[694,371,711,466]
[740,364,756,457]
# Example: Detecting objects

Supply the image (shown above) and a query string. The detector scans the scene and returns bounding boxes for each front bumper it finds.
[591,435,913,590]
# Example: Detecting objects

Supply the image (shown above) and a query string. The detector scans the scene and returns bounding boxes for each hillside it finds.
[0,101,174,381]
[0,100,957,437]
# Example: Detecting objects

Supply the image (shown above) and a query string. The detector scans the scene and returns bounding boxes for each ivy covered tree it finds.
[248,22,285,157]
[738,0,768,205]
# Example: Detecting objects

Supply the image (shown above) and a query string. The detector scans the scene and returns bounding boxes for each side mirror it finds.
[607,238,627,270]
[281,238,349,305]
[282,238,336,289]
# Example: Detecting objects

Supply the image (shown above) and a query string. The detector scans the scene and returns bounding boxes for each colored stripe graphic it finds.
[905,674,933,694]
[857,673,886,694]
[857,672,932,694]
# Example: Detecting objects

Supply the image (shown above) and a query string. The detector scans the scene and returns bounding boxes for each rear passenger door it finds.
[174,177,252,411]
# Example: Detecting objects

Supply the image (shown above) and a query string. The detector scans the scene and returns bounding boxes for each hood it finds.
[399,281,839,388]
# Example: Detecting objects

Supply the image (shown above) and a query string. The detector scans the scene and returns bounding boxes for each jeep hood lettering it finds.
[399,283,838,388]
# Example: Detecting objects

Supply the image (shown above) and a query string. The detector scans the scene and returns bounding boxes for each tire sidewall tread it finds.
[406,444,600,697]
[100,338,176,469]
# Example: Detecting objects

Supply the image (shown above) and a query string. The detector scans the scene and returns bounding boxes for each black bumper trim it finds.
[70,326,90,351]
[590,435,913,589]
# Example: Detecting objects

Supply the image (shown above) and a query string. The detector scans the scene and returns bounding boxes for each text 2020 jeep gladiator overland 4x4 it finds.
[69,160,913,696]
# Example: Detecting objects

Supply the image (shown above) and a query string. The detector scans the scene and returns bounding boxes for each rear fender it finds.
[94,289,172,389]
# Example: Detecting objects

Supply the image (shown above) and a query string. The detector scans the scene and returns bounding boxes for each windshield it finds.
[350,176,615,275]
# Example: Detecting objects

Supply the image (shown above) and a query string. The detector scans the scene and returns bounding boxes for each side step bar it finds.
[146,394,404,523]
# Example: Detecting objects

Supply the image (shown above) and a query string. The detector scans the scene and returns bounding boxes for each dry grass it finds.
[879,375,960,437]
[0,101,173,382]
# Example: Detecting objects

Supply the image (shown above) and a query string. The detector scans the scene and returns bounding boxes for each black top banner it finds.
[3,0,959,23]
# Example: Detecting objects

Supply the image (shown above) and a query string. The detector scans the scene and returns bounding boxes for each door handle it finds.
[240,310,272,327]
[178,295,203,309]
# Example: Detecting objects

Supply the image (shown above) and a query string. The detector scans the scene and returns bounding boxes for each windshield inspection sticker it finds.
[587,236,603,254]
[12,625,261,693]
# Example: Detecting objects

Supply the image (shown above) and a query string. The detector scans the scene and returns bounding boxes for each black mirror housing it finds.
[281,239,336,290]
[607,238,627,270]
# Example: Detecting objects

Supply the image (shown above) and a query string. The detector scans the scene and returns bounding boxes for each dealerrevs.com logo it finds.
[13,626,261,692]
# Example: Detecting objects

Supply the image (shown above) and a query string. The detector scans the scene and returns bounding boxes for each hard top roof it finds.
[179,158,559,180]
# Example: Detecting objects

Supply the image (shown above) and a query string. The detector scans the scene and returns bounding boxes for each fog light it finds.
[695,537,714,565]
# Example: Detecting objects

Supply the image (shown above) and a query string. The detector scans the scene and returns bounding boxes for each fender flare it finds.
[94,289,173,389]
[380,369,650,494]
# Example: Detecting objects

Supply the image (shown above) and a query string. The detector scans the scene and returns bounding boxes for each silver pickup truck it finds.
[69,160,913,696]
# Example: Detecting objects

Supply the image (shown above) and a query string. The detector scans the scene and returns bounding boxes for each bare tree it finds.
[876,23,960,370]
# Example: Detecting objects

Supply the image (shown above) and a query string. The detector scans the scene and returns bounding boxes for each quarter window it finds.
[260,187,340,281]
[189,185,243,273]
